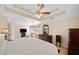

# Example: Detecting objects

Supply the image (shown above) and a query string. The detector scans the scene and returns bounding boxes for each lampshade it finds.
[3,28,9,33]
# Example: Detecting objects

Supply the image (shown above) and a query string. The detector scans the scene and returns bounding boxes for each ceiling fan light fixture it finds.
[37,4,45,9]
[35,14,42,18]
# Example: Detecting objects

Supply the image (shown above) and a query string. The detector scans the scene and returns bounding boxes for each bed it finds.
[0,34,58,55]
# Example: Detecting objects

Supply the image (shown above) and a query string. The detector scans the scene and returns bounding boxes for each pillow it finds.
[0,34,7,55]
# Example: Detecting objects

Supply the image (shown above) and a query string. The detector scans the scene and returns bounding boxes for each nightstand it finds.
[56,35,61,47]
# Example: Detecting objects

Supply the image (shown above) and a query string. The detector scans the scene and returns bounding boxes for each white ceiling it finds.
[0,4,79,25]
[15,4,79,19]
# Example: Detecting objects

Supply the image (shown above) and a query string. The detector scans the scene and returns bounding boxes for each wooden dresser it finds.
[38,34,52,43]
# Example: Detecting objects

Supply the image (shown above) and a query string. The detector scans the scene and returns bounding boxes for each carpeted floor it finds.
[57,46,68,55]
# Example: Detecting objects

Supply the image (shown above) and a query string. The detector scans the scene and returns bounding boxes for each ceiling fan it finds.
[36,4,51,18]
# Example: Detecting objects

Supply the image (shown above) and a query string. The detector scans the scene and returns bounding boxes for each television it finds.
[20,29,27,32]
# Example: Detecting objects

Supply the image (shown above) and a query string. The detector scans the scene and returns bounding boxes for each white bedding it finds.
[0,34,7,55]
[4,37,58,55]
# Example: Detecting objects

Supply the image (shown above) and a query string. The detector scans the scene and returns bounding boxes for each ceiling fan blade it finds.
[42,11,65,20]
[39,8,59,16]
[4,6,41,20]
[41,12,50,14]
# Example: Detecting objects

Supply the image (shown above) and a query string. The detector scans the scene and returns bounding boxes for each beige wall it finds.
[47,16,79,48]
[15,23,30,39]
[0,16,8,33]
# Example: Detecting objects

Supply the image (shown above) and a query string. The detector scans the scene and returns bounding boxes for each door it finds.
[68,29,79,55]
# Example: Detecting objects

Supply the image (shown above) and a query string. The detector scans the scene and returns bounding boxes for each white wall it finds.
[45,16,79,48]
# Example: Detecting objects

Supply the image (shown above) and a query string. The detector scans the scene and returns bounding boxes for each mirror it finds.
[43,24,49,35]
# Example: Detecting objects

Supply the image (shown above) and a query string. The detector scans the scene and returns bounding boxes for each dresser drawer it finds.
[39,34,52,43]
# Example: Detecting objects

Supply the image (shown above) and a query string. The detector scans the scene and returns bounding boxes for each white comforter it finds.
[4,37,58,55]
